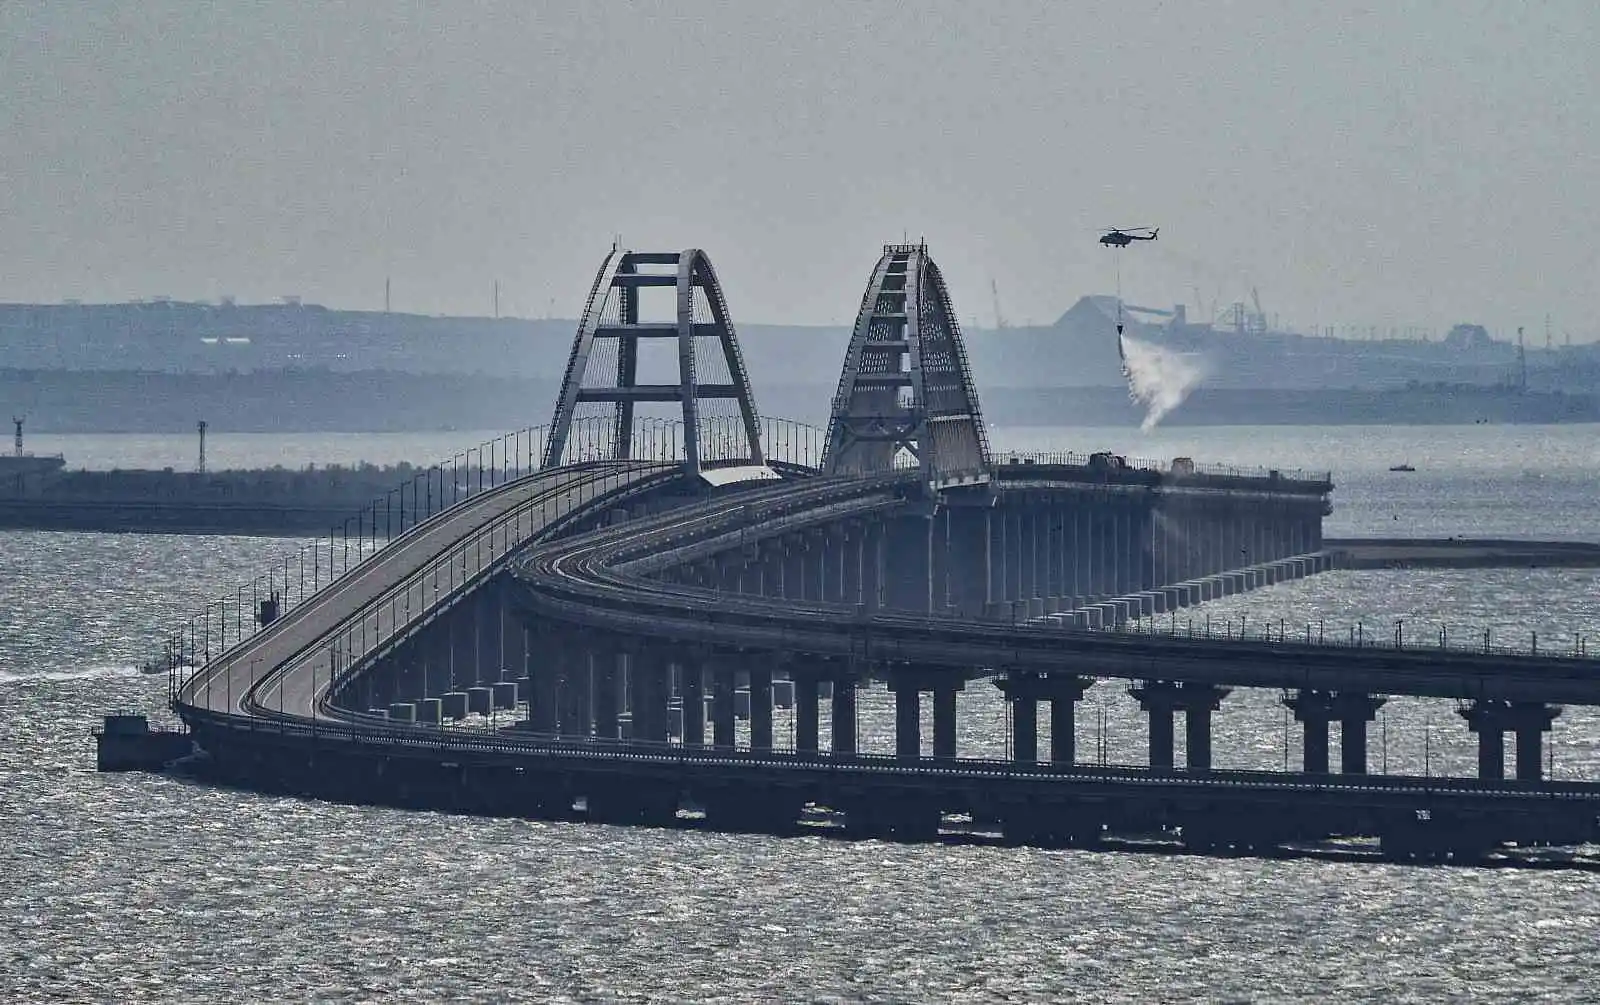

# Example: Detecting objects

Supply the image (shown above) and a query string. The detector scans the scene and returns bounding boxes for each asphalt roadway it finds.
[177,461,672,721]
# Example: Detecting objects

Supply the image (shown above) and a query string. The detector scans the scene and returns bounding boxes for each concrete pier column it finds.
[1185,700,1216,771]
[557,648,591,737]
[1011,692,1038,763]
[840,524,862,606]
[1146,701,1176,769]
[945,507,991,618]
[592,650,620,740]
[782,541,805,601]
[794,669,820,754]
[1000,671,1093,765]
[1285,689,1335,774]
[475,592,501,684]
[1049,694,1078,766]
[932,684,960,759]
[893,681,921,761]
[503,613,529,684]
[831,677,858,755]
[927,510,948,613]
[529,645,560,733]
[1131,681,1230,771]
[630,653,668,743]
[1474,717,1507,780]
[749,666,774,750]
[680,659,705,746]
[1516,720,1549,782]
[884,516,932,613]
[803,532,825,602]
[1334,693,1386,774]
[861,522,884,612]
[710,660,737,747]
[1459,700,1560,781]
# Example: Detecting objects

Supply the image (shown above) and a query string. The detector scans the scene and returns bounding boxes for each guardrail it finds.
[175,704,1600,800]
[1103,607,1594,661]
[157,416,830,706]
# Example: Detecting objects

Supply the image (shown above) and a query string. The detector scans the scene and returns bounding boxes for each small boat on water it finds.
[1389,463,1416,473]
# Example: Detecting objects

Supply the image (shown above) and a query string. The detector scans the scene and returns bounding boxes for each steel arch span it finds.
[543,247,764,477]
[822,243,992,485]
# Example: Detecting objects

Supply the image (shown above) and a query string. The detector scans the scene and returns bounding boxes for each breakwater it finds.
[0,462,438,535]
[1326,538,1600,570]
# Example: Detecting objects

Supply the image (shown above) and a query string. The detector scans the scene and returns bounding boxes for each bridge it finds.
[145,244,1600,863]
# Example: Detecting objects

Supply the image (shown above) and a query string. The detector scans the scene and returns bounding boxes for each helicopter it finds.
[1098,227,1158,247]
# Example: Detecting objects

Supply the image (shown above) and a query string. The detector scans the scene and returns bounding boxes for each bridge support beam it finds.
[933,685,959,758]
[680,658,705,746]
[997,672,1094,765]
[709,659,737,747]
[560,649,592,738]
[832,676,858,756]
[629,651,669,743]
[793,667,821,754]
[893,682,920,762]
[944,506,991,618]
[888,670,963,761]
[527,631,560,734]
[749,665,774,751]
[1458,700,1561,781]
[1130,681,1230,770]
[593,650,620,740]
[1286,691,1386,774]
[889,518,934,611]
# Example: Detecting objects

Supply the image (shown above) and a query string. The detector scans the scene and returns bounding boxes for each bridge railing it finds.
[158,415,830,701]
[176,702,1600,797]
[1101,608,1595,661]
[993,450,1330,484]
[235,463,675,719]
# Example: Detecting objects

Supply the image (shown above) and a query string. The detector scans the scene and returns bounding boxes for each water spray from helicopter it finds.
[1101,226,1208,430]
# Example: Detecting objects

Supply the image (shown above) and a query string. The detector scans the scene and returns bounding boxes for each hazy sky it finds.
[2,2,1596,339]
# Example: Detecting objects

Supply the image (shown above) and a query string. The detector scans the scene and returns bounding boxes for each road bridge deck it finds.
[515,477,1600,704]
[178,462,675,721]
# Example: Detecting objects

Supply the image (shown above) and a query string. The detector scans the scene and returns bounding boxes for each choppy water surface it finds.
[4,426,1600,1002]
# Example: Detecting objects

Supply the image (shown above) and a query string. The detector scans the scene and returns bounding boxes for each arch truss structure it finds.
[544,247,765,478]
[822,243,992,485]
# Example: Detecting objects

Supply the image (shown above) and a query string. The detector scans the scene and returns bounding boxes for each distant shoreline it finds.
[3,368,1598,433]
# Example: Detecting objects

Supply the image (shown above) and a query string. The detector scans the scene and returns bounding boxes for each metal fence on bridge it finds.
[156,416,830,703]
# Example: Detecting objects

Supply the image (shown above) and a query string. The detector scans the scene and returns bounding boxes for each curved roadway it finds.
[177,461,675,723]
[516,474,1600,704]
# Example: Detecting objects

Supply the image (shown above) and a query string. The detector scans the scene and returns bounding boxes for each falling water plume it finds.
[1119,332,1209,431]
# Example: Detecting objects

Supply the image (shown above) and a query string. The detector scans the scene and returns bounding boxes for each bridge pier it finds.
[1286,691,1386,774]
[887,670,963,760]
[560,649,592,738]
[593,649,620,740]
[526,631,561,734]
[629,651,669,743]
[1130,681,1230,770]
[749,665,774,750]
[832,675,858,755]
[680,657,705,746]
[997,672,1094,764]
[793,667,820,753]
[709,657,738,747]
[1459,700,1561,781]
